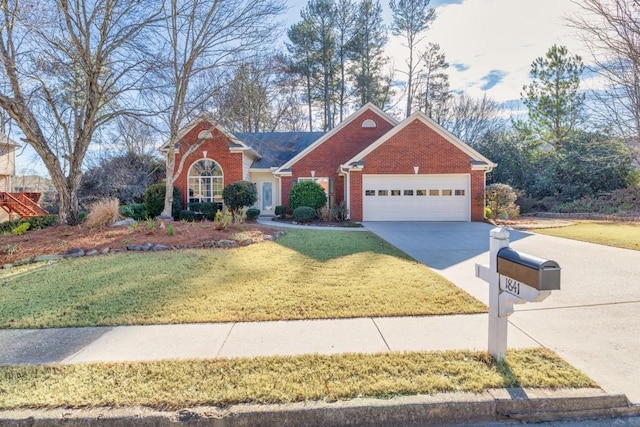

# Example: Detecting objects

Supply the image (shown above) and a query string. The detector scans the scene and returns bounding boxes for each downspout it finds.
[483,166,493,220]
[273,170,282,209]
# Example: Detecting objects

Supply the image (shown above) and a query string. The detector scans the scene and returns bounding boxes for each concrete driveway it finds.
[364,221,640,405]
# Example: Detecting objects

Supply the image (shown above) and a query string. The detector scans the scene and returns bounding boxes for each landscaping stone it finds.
[239,238,253,246]
[111,248,123,253]
[112,218,136,227]
[142,243,154,251]
[217,239,238,248]
[33,254,63,263]
[64,248,85,258]
[85,249,99,256]
[101,248,110,255]
[2,264,13,269]
[152,244,171,251]
[264,235,275,241]
[126,245,144,251]
[13,257,34,266]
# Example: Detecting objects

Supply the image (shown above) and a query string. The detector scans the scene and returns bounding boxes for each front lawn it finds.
[0,229,486,328]
[0,349,595,409]
[534,221,640,251]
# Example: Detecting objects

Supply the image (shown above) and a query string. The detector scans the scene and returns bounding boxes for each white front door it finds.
[259,181,274,214]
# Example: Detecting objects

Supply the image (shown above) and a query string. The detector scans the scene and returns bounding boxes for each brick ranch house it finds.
[162,103,495,222]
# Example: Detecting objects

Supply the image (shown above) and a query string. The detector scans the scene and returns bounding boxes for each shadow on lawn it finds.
[274,228,411,262]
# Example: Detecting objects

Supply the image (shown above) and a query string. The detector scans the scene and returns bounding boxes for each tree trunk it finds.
[48,167,81,225]
[161,140,177,218]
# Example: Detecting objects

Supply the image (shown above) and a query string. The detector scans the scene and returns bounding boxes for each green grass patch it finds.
[0,349,596,410]
[0,230,485,328]
[535,221,640,251]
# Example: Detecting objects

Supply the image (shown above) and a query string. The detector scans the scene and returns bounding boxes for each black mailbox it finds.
[497,247,561,291]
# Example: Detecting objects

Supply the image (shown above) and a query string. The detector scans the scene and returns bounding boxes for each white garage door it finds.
[362,174,470,221]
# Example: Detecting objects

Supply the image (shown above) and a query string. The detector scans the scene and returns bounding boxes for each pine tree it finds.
[521,44,585,149]
[349,0,389,107]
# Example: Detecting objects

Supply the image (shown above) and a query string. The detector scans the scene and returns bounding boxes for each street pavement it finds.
[363,221,640,405]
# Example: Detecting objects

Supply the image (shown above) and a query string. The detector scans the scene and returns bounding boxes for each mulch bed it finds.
[0,221,280,265]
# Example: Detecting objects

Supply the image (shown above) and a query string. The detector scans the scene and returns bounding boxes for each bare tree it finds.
[444,93,506,148]
[149,0,285,218]
[390,0,436,118]
[566,0,640,162]
[0,0,159,224]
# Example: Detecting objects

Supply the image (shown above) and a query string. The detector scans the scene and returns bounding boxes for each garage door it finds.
[362,174,470,221]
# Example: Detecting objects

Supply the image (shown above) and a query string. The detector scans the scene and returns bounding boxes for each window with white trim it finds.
[188,159,223,204]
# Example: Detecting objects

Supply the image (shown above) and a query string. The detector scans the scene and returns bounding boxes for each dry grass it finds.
[84,198,120,228]
[0,230,485,328]
[0,349,596,410]
[535,221,640,251]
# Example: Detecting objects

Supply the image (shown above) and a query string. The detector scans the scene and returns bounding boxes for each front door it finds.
[259,181,274,214]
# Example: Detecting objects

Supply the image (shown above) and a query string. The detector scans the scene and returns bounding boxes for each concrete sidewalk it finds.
[0,314,540,365]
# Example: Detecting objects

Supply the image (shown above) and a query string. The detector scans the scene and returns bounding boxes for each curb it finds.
[1,388,638,426]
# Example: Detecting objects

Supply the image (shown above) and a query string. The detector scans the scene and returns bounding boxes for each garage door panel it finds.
[362,174,470,221]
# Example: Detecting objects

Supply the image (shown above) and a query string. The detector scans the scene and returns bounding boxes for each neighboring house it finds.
[163,103,495,222]
[0,134,18,222]
[0,133,18,194]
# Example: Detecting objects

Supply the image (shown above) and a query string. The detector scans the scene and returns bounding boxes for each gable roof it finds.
[159,116,263,160]
[274,103,398,174]
[159,112,218,151]
[342,110,496,170]
[236,132,325,169]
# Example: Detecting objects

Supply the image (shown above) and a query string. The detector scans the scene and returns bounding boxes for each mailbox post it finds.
[475,227,561,361]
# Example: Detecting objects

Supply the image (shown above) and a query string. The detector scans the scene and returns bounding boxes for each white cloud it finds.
[387,0,588,103]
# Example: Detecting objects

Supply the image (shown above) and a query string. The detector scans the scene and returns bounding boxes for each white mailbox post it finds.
[475,227,561,360]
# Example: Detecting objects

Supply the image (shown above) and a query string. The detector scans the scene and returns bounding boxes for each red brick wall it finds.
[284,110,394,207]
[173,123,244,208]
[349,171,363,221]
[350,119,487,221]
[470,170,486,221]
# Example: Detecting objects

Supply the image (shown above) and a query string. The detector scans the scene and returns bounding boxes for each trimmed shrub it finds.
[187,202,221,220]
[84,198,120,228]
[246,208,260,221]
[293,206,316,223]
[486,183,520,220]
[179,210,197,222]
[144,183,182,219]
[119,203,148,221]
[274,205,286,218]
[289,181,327,210]
[222,181,257,219]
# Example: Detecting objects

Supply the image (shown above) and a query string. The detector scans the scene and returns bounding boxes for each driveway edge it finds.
[1,388,638,426]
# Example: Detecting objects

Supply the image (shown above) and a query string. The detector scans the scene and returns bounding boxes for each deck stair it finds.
[0,192,48,219]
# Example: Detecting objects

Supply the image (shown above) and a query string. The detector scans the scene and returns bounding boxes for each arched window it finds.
[188,159,223,204]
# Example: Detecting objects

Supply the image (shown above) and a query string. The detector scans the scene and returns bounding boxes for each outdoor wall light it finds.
[414,166,419,174]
